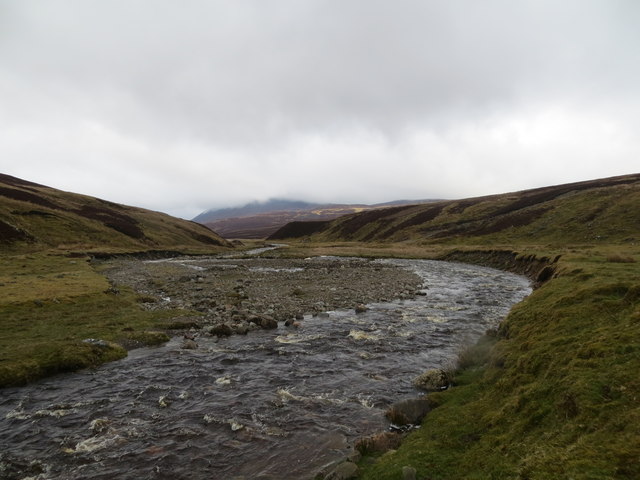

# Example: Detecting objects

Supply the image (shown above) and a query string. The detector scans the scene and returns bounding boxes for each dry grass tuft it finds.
[606,253,636,263]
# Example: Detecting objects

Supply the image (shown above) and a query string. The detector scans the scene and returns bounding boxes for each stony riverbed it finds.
[97,255,424,339]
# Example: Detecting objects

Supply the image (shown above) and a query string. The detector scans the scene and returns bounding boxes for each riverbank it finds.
[348,245,640,480]
[255,241,639,479]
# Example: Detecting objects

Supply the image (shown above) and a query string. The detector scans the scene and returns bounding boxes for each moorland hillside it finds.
[271,173,640,246]
[0,173,231,254]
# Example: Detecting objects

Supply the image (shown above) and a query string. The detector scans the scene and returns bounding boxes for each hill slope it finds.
[195,198,436,239]
[270,174,640,245]
[0,173,232,253]
[203,205,371,239]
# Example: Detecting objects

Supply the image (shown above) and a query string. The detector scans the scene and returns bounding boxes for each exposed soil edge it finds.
[438,249,560,288]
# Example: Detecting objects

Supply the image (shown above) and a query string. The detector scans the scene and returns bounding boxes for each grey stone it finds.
[234,323,249,335]
[402,466,417,480]
[260,315,278,329]
[355,304,369,313]
[324,461,358,480]
[210,324,233,337]
[181,339,198,349]
[386,397,431,426]
[413,368,450,392]
[82,338,109,348]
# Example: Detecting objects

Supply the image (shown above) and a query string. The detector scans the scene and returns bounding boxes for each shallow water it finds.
[0,259,530,480]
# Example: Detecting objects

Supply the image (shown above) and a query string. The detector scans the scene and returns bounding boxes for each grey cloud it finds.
[1,1,639,218]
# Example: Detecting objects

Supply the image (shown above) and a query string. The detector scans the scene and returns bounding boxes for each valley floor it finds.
[1,241,638,480]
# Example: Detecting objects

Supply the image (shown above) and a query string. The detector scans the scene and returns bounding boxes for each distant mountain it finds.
[192,199,321,223]
[193,198,434,239]
[0,173,232,253]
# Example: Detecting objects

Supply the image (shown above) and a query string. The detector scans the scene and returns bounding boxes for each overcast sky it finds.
[1,1,639,219]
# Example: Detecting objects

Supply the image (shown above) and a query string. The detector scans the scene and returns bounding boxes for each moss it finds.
[0,340,127,387]
[124,330,171,346]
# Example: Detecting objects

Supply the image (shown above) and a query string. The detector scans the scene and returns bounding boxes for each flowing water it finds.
[0,259,531,480]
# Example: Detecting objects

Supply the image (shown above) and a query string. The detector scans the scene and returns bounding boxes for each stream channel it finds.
[0,258,531,480]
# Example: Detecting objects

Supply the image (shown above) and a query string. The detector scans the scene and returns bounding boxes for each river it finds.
[0,259,530,480]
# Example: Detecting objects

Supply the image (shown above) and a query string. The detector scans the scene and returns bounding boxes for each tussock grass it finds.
[607,253,636,263]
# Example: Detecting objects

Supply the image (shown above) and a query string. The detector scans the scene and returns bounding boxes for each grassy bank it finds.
[0,252,194,387]
[355,246,640,479]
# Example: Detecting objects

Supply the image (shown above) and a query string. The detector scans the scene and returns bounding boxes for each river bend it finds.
[0,259,530,479]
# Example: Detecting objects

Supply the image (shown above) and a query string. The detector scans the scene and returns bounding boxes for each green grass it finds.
[0,252,187,387]
[357,248,640,479]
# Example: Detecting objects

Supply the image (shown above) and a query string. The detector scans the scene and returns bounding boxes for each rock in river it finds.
[385,397,431,426]
[324,461,358,480]
[181,339,199,350]
[413,368,450,392]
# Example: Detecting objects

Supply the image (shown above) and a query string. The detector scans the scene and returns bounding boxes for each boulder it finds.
[355,432,403,455]
[385,398,431,426]
[249,315,278,329]
[234,323,249,335]
[324,461,358,480]
[355,304,369,314]
[260,316,278,329]
[181,339,198,350]
[402,466,417,480]
[413,368,450,392]
[210,324,233,337]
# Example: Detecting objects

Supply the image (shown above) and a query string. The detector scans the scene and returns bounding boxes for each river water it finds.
[0,259,530,480]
